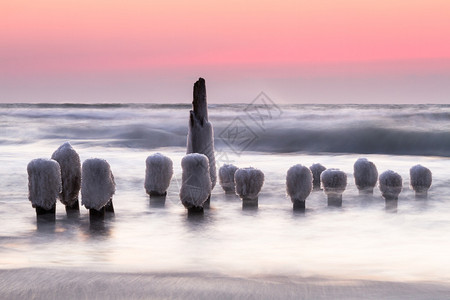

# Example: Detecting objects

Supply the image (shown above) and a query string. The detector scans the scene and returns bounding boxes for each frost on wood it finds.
[321,168,347,206]
[219,164,238,193]
[321,169,347,195]
[27,158,62,210]
[234,167,264,201]
[186,78,216,190]
[81,158,115,211]
[353,158,378,192]
[286,164,313,203]
[145,153,173,195]
[51,142,81,206]
[310,163,326,189]
[180,153,212,209]
[379,170,403,201]
[410,164,432,194]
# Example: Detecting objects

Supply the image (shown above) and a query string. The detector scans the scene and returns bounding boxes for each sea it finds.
[1,103,450,299]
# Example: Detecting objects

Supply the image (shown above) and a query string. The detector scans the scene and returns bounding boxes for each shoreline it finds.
[1,268,449,299]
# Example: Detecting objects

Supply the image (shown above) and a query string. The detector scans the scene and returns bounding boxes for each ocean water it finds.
[1,104,450,289]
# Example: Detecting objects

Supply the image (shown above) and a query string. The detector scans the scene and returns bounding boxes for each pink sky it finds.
[1,0,450,103]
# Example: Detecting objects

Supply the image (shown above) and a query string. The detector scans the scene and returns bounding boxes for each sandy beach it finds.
[1,268,450,299]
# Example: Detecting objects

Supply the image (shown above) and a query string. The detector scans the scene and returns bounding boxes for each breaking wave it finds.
[1,103,450,157]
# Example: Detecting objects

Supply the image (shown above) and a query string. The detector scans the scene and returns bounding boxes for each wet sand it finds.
[1,268,449,299]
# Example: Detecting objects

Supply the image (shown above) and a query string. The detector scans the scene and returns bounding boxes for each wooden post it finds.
[89,207,105,220]
[149,192,166,208]
[293,200,306,211]
[104,199,114,213]
[188,206,204,215]
[242,197,258,210]
[187,77,216,207]
[65,200,80,213]
[327,194,343,207]
[192,78,208,124]
[35,204,56,222]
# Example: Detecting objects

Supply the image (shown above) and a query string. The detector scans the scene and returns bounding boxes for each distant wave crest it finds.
[1,104,450,157]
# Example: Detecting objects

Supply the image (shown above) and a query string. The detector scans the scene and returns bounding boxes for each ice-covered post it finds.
[310,163,326,190]
[353,158,378,195]
[379,170,402,211]
[234,167,264,208]
[286,164,313,211]
[145,153,173,206]
[186,78,216,206]
[321,169,347,207]
[27,158,62,221]
[81,158,116,219]
[219,164,238,194]
[410,165,432,199]
[180,153,212,214]
[51,142,81,213]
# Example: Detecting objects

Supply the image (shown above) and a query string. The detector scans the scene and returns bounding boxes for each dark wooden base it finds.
[89,200,114,221]
[104,199,114,213]
[89,207,105,220]
[293,200,306,211]
[65,200,80,217]
[35,204,56,215]
[385,199,398,212]
[149,191,167,197]
[187,206,204,215]
[203,195,211,209]
[242,198,258,209]
[149,195,166,208]
[35,204,56,222]
[65,200,79,210]
[327,194,342,207]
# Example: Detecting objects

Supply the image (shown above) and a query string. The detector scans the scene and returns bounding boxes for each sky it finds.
[1,0,450,103]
